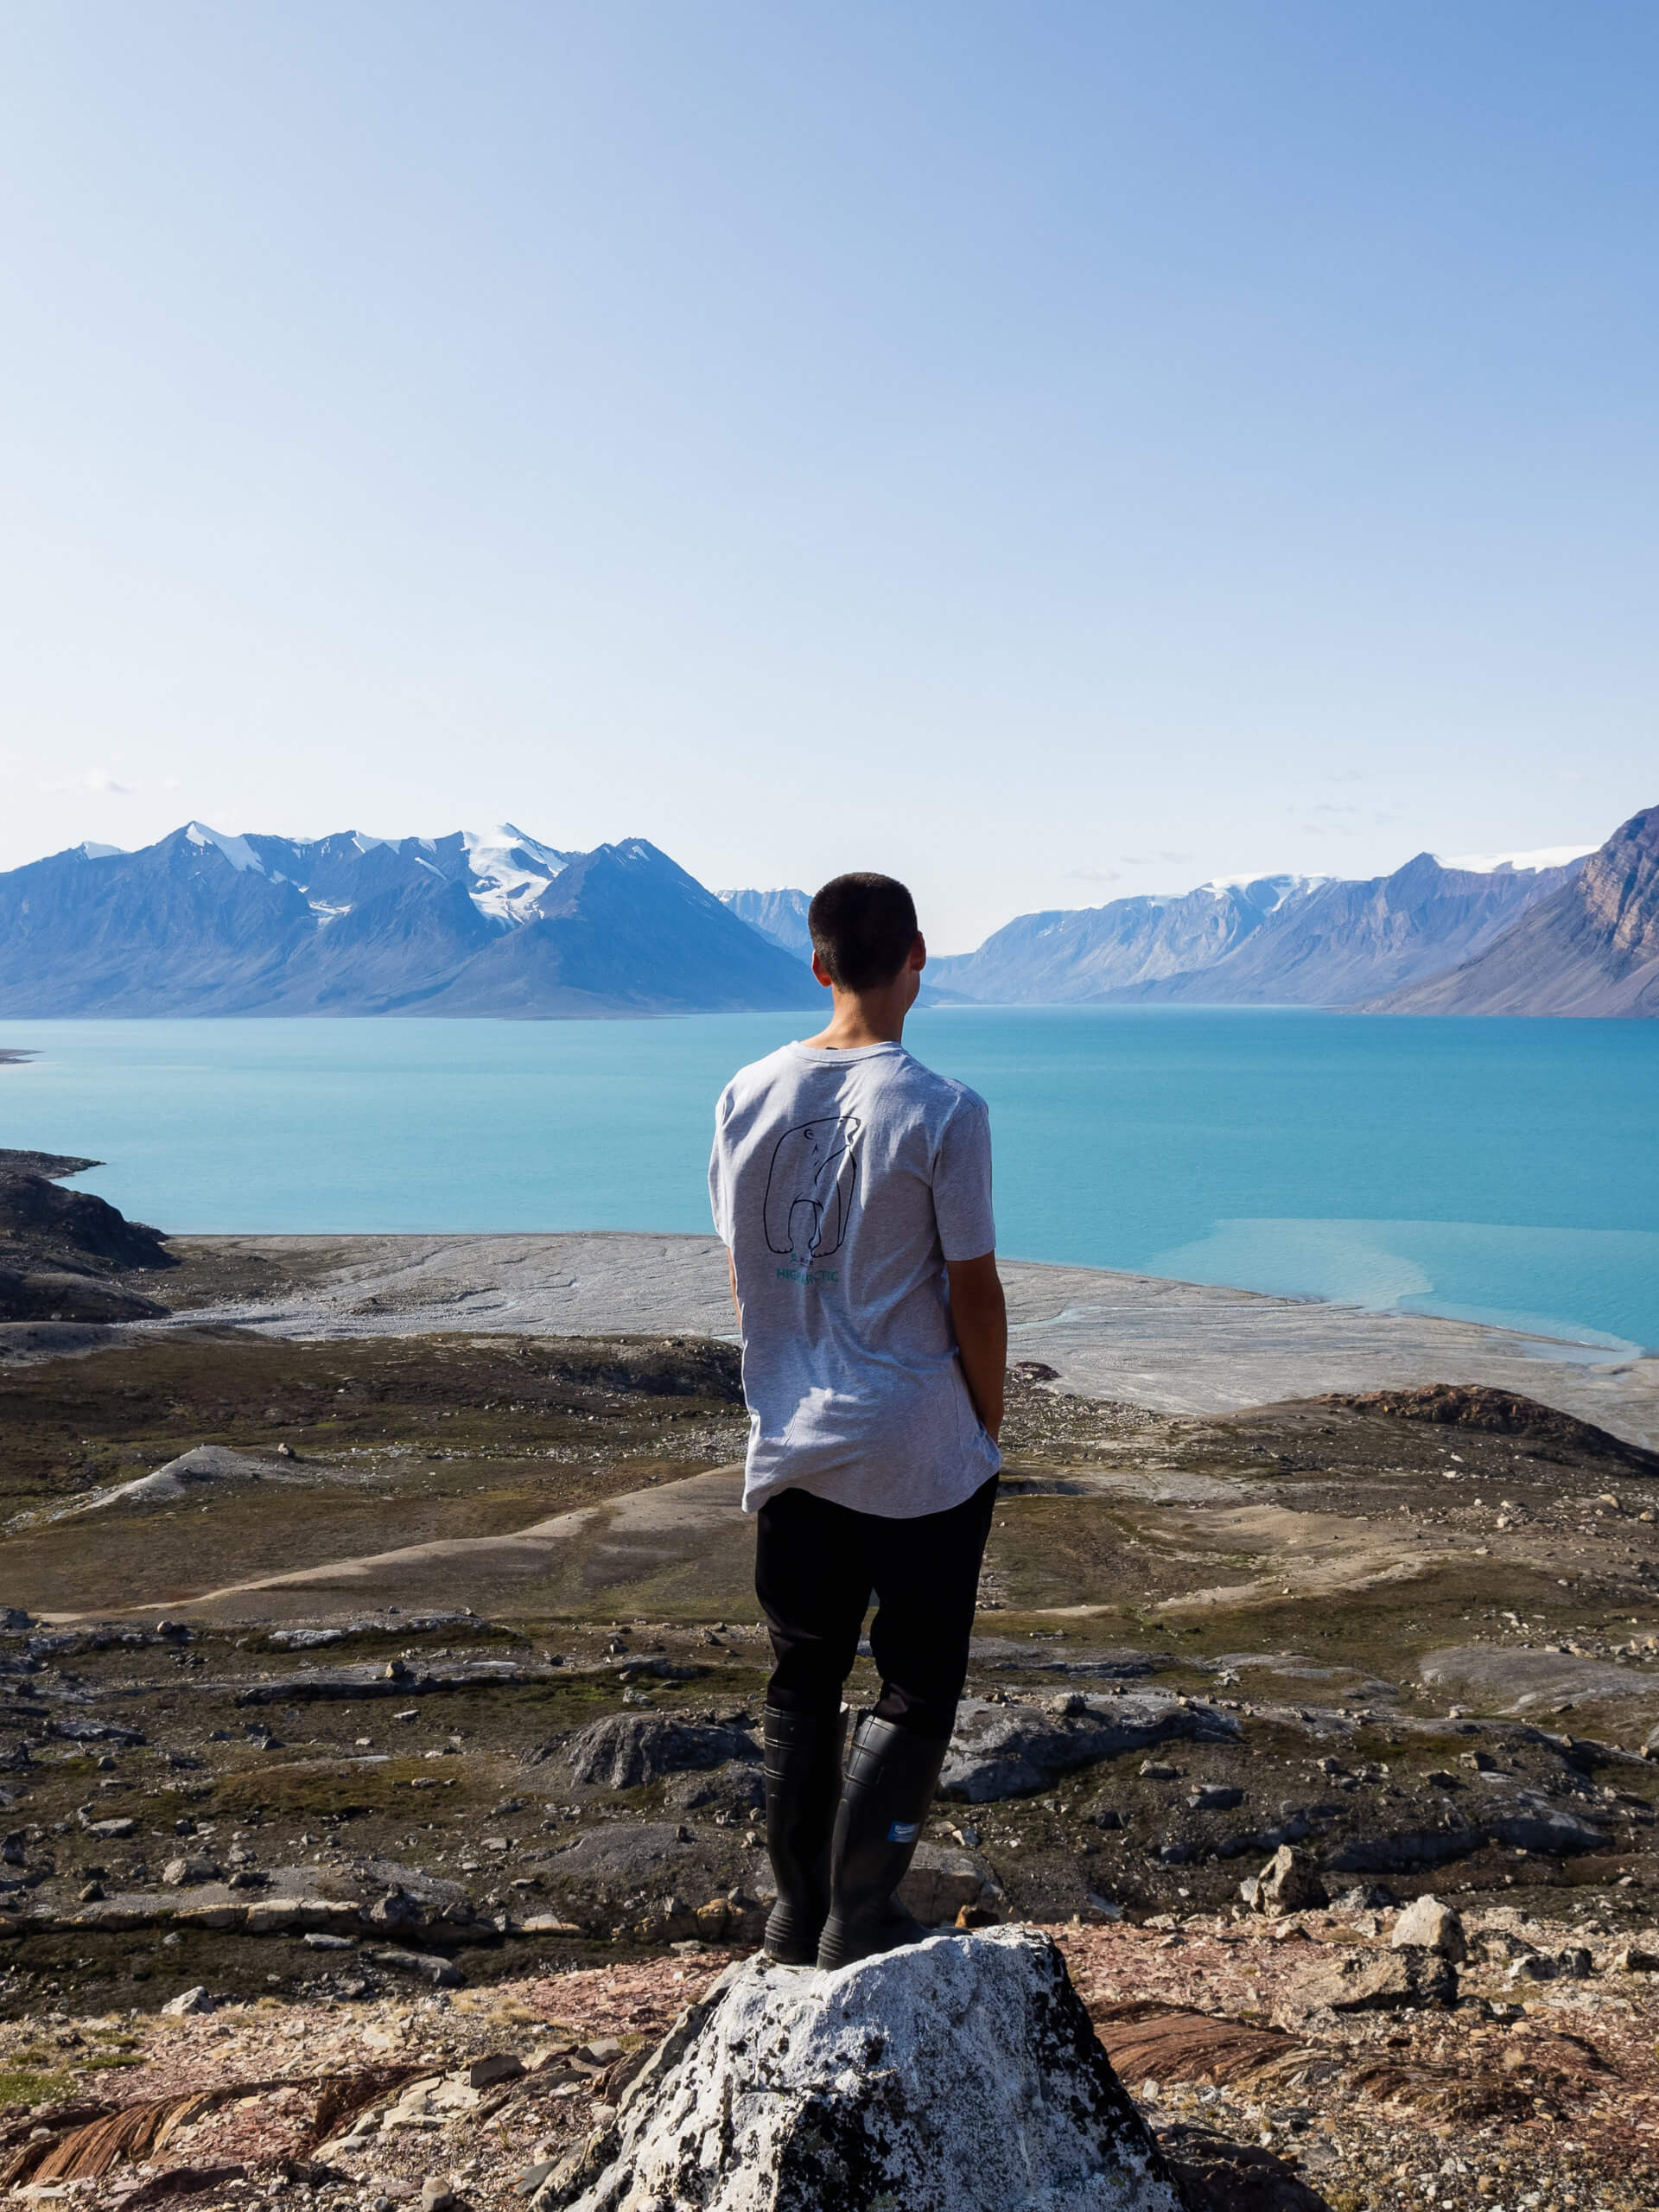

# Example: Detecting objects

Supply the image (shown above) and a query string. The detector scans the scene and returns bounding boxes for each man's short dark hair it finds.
[808,873,919,991]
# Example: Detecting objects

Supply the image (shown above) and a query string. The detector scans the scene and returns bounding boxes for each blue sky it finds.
[1,3,1655,950]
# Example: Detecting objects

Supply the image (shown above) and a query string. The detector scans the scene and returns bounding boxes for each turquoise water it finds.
[2,1011,1656,1353]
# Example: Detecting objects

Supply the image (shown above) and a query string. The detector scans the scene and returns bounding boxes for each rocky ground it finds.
[0,1902,1654,2212]
[3,1211,1659,2202]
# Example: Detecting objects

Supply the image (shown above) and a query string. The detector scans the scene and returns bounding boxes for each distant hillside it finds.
[0,824,821,1018]
[716,887,813,961]
[928,874,1319,1002]
[1370,805,1659,1015]
[932,850,1588,1008]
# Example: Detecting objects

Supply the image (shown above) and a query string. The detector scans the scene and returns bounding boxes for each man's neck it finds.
[802,987,909,1050]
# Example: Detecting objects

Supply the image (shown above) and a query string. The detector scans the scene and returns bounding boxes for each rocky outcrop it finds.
[940,1692,1241,1802]
[1320,1382,1659,1471]
[540,1929,1185,2212]
[565,1713,758,1790]
[0,1149,173,1321]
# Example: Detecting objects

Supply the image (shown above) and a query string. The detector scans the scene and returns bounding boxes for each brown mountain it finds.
[1370,804,1659,1015]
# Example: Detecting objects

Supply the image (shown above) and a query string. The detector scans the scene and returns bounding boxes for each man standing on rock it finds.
[709,872,1006,1968]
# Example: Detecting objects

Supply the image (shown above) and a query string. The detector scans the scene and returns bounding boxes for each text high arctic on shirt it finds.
[709,1039,1001,1518]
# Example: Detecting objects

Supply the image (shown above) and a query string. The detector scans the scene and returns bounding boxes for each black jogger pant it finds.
[754,1474,999,1744]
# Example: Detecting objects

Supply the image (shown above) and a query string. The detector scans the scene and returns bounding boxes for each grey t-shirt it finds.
[709,1039,1001,1518]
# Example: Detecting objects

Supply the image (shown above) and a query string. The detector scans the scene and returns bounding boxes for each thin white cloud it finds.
[35,768,137,797]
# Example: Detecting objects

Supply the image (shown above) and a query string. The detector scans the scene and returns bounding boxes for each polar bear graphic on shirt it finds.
[763,1115,860,1264]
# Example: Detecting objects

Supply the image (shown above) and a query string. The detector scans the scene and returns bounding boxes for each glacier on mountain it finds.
[0,824,819,1019]
[459,823,574,925]
[183,822,264,874]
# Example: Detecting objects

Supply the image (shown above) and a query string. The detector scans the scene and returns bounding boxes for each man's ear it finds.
[910,931,927,973]
[810,950,835,988]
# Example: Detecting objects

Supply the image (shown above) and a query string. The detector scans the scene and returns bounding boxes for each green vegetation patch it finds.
[0,2067,73,2106]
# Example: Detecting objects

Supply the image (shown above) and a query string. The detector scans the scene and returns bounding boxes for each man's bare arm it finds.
[946,1250,1006,1444]
[727,1248,742,1328]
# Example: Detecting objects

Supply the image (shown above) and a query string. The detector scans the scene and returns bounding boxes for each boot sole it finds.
[763,1904,825,1967]
[816,1910,931,1971]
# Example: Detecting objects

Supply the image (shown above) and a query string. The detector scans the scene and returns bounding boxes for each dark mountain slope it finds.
[1370,805,1659,1015]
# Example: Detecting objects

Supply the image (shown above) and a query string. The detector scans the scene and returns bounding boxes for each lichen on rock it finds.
[537,1926,1185,2211]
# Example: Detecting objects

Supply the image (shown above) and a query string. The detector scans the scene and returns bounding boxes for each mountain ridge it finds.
[715,886,813,961]
[923,849,1587,1008]
[1367,805,1659,1016]
[0,825,820,1018]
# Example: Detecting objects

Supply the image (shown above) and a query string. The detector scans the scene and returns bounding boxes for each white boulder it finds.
[1390,1894,1466,1961]
[538,1926,1183,2212]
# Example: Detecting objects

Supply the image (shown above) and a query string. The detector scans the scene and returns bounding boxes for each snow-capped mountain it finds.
[929,850,1588,1007]
[716,887,814,961]
[1375,808,1659,1016]
[0,825,821,1018]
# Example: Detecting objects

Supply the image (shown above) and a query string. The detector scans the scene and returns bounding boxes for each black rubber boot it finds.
[815,1713,950,1970]
[761,1705,847,1965]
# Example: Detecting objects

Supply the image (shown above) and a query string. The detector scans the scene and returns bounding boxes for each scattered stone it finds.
[369,1947,465,1988]
[370,1887,424,1928]
[304,1931,356,1950]
[1508,1951,1559,1984]
[1250,1846,1327,1915]
[1390,1895,1466,1961]
[467,2054,525,2088]
[543,1929,1184,2211]
[420,2180,456,2211]
[161,1856,219,1888]
[1611,1944,1659,1974]
[1330,1884,1398,1914]
[1296,1946,1457,2013]
[161,1985,214,2017]
[1186,1783,1243,1811]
